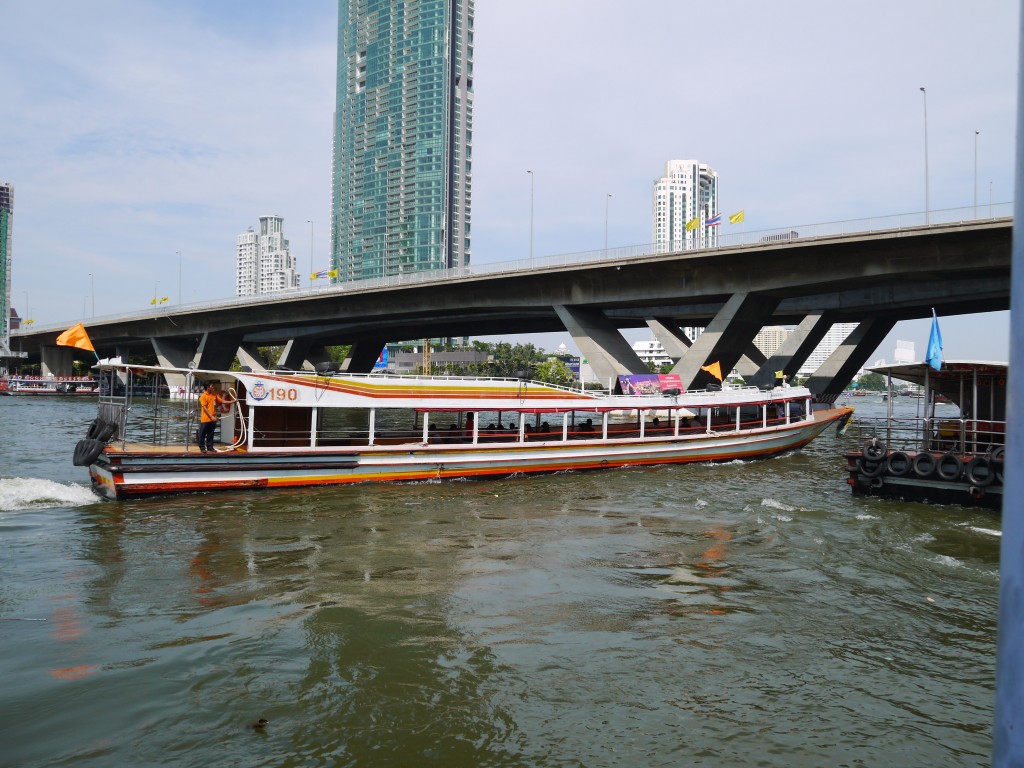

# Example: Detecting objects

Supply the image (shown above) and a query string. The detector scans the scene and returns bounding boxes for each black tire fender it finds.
[989,446,1005,463]
[912,453,936,478]
[95,421,118,443]
[862,440,887,461]
[86,418,104,439]
[886,451,911,477]
[936,453,963,481]
[72,438,106,467]
[965,456,995,488]
[858,458,884,478]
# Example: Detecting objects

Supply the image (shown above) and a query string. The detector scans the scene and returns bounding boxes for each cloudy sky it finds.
[1,0,1017,362]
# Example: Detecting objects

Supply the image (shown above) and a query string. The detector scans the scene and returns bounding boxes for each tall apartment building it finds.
[235,215,300,297]
[798,322,859,377]
[331,0,474,282]
[652,160,719,252]
[0,183,12,357]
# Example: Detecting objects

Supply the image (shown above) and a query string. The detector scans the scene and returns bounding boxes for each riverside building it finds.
[652,160,719,252]
[235,215,300,297]
[331,0,474,282]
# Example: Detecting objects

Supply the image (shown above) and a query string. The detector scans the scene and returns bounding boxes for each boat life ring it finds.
[912,453,936,478]
[862,440,887,461]
[886,451,911,477]
[858,458,885,478]
[72,438,106,467]
[965,456,995,488]
[936,453,963,481]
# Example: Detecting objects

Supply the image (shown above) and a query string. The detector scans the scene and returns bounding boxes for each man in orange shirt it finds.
[198,381,226,454]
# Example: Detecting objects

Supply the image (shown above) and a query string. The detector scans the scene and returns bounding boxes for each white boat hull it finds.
[88,409,849,499]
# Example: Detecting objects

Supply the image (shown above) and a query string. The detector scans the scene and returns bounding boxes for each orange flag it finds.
[56,323,96,353]
[700,361,723,381]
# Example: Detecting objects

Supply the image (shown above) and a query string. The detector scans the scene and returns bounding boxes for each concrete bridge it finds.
[12,215,1011,396]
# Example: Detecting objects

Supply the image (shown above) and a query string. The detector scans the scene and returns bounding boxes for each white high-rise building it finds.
[235,215,300,297]
[652,160,719,252]
[799,322,859,376]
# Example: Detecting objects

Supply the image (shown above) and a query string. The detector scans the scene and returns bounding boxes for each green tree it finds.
[534,359,575,387]
[857,372,885,391]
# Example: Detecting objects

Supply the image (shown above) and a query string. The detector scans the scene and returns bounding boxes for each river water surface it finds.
[0,396,999,767]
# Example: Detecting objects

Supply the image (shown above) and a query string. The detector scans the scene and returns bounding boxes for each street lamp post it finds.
[527,171,534,260]
[920,86,930,224]
[974,130,980,218]
[604,193,612,252]
[177,251,182,304]
[89,272,94,317]
[307,220,314,287]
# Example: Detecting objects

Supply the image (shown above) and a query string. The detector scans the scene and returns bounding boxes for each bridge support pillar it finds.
[345,338,389,373]
[748,312,833,389]
[670,293,780,389]
[804,317,896,398]
[236,343,269,372]
[39,345,74,377]
[645,318,693,360]
[151,338,197,388]
[554,305,647,386]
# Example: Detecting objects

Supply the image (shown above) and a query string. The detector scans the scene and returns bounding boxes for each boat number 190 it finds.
[267,387,299,401]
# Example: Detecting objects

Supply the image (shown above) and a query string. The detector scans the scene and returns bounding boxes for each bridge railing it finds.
[17,203,1013,334]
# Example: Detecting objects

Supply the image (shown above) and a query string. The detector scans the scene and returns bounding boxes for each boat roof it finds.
[93,360,813,412]
[868,360,1006,418]
[867,360,1006,386]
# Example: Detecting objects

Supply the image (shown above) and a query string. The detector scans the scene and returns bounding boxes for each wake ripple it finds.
[0,477,97,511]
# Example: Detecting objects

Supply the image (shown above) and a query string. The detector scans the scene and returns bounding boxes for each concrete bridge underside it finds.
[21,220,1010,397]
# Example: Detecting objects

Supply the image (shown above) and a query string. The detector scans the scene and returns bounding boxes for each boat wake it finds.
[0,478,97,512]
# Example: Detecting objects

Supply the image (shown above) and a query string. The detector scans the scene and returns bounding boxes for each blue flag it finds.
[926,309,943,371]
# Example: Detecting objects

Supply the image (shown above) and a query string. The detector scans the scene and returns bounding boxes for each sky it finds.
[0,0,1017,364]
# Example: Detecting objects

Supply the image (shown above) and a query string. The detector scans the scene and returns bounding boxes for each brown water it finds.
[0,397,999,766]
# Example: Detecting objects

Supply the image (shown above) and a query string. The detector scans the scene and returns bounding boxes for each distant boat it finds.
[0,374,99,397]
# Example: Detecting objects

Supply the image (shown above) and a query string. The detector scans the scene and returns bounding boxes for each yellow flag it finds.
[160,296,169,303]
[327,269,338,279]
[56,322,96,353]
[700,361,723,381]
[685,217,700,232]
[729,210,745,224]
[150,297,157,305]
[775,370,785,378]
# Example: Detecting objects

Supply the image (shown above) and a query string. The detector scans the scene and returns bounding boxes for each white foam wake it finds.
[0,477,98,511]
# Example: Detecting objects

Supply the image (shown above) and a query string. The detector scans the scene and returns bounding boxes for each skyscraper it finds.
[0,183,12,357]
[331,0,474,282]
[652,160,719,252]
[235,215,300,297]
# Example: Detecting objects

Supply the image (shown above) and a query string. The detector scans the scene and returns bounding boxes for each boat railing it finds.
[851,416,1006,455]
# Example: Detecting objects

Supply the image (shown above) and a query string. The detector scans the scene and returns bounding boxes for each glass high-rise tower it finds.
[331,0,474,282]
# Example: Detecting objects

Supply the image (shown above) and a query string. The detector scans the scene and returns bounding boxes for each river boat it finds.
[0,374,99,396]
[72,362,854,500]
[843,361,1006,510]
